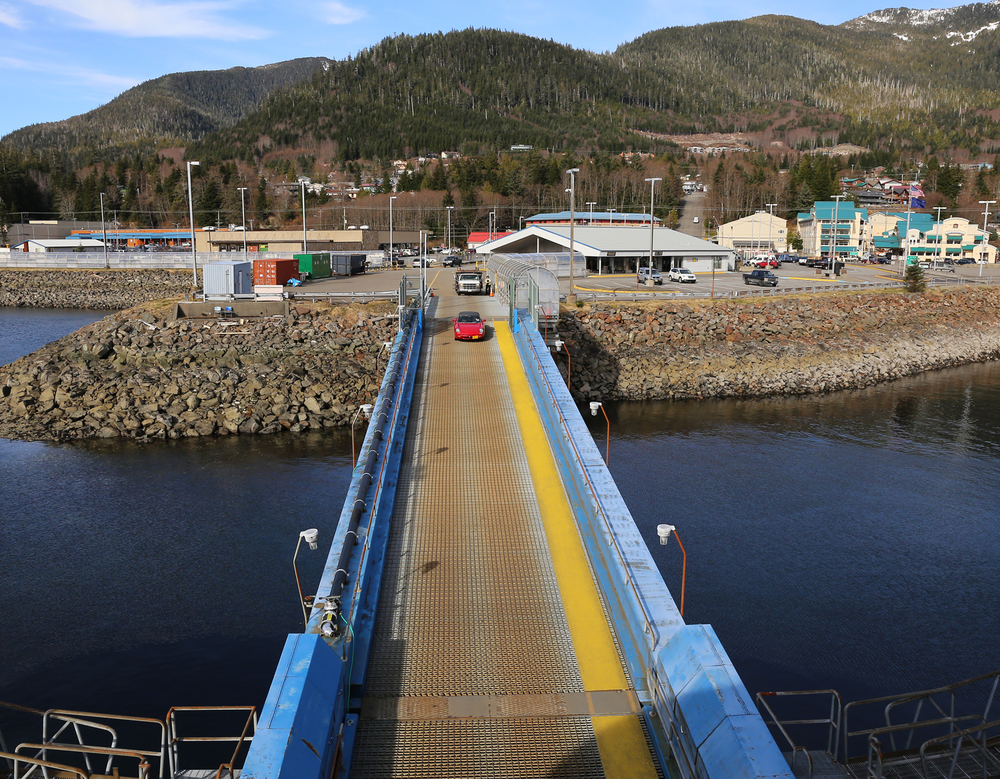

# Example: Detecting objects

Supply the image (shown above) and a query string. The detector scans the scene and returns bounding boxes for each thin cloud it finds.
[0,55,137,91]
[26,0,268,39]
[0,2,26,28]
[324,1,365,25]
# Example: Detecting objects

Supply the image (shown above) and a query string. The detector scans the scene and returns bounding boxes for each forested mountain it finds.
[2,58,331,167]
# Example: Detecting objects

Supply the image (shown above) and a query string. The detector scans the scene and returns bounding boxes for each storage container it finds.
[253,258,299,286]
[294,252,332,279]
[204,261,253,297]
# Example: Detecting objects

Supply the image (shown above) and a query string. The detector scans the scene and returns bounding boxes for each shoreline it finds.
[4,271,1000,441]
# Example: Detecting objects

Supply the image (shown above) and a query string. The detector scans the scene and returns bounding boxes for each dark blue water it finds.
[0,308,108,366]
[2,308,998,743]
[591,368,1000,710]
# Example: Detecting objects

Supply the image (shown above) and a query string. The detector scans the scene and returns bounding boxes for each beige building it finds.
[907,216,997,263]
[716,212,787,255]
[194,228,420,254]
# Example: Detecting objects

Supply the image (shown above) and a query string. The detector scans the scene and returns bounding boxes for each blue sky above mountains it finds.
[0,0,953,137]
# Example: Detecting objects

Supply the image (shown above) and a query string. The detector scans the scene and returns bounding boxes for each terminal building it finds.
[476,223,734,274]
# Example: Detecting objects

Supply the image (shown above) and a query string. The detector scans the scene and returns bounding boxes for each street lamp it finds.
[298,177,311,252]
[351,403,374,468]
[446,205,454,252]
[186,160,200,290]
[553,338,571,395]
[933,206,946,267]
[589,401,610,464]
[831,195,846,273]
[656,524,687,617]
[99,192,109,269]
[766,203,777,257]
[609,207,616,226]
[979,200,995,277]
[238,187,248,261]
[587,201,596,224]
[293,528,319,630]
[644,178,661,287]
[389,195,397,268]
[566,167,580,302]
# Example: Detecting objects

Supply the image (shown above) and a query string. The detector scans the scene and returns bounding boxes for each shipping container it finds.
[330,252,368,276]
[204,261,254,297]
[253,258,299,286]
[294,252,332,279]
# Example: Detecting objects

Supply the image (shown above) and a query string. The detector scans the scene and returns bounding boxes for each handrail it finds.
[519,313,659,642]
[0,749,89,779]
[342,306,421,633]
[755,690,842,761]
[16,742,151,779]
[166,705,257,779]
[44,709,166,779]
[919,716,1000,777]
[866,714,985,777]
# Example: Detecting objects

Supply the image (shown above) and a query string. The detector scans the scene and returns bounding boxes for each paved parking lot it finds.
[287,259,1000,301]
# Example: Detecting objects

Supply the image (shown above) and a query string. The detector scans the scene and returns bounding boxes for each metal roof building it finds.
[526,210,659,227]
[475,225,733,274]
[11,238,106,253]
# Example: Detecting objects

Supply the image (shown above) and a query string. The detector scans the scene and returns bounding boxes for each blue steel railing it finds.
[241,306,423,779]
[510,308,793,779]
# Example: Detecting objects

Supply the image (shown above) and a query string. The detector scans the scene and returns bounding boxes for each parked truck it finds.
[455,271,485,295]
[742,269,779,287]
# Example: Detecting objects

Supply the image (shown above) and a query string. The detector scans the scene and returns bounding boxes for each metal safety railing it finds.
[0,700,256,779]
[166,706,257,779]
[516,312,661,642]
[755,690,843,779]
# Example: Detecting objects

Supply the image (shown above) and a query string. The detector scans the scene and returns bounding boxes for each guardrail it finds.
[510,308,793,779]
[241,305,423,779]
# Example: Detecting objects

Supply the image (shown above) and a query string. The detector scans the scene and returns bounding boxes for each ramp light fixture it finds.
[656,524,687,617]
[293,528,320,630]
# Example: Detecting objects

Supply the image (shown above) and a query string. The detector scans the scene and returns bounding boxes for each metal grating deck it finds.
[350,294,606,777]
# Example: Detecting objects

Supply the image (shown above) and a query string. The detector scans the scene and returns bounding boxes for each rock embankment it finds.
[0,269,194,309]
[557,286,1000,400]
[0,300,396,442]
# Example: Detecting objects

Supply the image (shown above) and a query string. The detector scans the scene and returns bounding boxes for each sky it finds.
[0,0,959,139]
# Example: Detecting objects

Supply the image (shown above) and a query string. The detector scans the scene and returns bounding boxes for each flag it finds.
[909,183,925,209]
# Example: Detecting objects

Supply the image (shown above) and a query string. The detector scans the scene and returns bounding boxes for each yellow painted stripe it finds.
[494,320,657,779]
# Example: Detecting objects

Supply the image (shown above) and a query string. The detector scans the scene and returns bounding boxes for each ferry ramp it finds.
[346,275,656,777]
[241,268,793,779]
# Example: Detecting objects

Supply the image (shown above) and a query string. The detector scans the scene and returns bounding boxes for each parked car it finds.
[453,311,486,341]
[692,216,700,224]
[777,254,798,263]
[743,269,779,287]
[668,267,697,283]
[637,267,663,285]
[754,258,779,269]
[412,256,434,267]
[956,258,975,265]
[441,255,463,267]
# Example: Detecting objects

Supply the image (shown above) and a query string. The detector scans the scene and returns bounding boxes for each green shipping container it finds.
[294,252,332,279]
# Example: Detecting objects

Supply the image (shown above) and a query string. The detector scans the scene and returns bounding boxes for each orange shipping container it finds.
[253,258,299,286]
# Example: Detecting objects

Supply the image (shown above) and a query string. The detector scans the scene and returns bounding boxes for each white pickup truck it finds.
[455,271,484,295]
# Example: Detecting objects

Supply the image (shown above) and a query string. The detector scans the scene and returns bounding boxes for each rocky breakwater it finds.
[0,269,194,309]
[557,286,1000,400]
[0,300,396,441]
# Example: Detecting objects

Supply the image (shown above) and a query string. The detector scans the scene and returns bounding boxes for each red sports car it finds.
[453,311,486,341]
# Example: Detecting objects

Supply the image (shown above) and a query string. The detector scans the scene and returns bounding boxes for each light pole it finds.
[656,524,687,616]
[589,401,610,464]
[566,167,580,302]
[831,195,846,273]
[298,176,311,252]
[238,187,248,261]
[554,338,571,395]
[609,207,615,225]
[644,178,661,286]
[979,200,995,277]
[766,203,777,257]
[587,201,596,224]
[519,215,525,230]
[446,205,454,251]
[933,206,946,267]
[293,528,319,630]
[389,195,397,268]
[99,192,109,269]
[186,160,200,291]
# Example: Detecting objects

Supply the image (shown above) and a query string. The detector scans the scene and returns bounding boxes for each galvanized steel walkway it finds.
[349,276,659,778]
